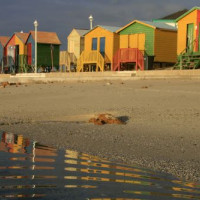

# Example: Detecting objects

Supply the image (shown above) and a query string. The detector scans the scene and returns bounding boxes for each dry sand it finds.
[0,79,200,182]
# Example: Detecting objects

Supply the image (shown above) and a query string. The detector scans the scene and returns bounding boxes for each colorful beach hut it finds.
[77,25,121,72]
[115,20,177,70]
[26,31,61,72]
[5,32,29,73]
[0,36,10,73]
[175,7,200,69]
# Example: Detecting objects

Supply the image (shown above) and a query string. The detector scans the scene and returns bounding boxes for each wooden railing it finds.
[77,50,104,72]
[113,48,144,71]
[59,51,74,71]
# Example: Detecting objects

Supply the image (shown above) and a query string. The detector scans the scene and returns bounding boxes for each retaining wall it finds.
[0,70,200,83]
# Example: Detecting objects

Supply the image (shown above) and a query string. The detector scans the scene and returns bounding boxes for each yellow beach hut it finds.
[77,25,121,72]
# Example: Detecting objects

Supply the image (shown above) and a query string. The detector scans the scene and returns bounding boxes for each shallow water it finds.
[0,131,200,200]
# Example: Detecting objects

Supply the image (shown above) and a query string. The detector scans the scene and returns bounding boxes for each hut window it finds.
[92,38,97,50]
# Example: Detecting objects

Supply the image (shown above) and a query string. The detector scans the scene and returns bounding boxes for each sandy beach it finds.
[0,79,200,182]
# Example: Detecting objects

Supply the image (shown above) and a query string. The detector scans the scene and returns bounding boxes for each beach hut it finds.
[0,36,10,73]
[115,20,177,70]
[67,28,89,63]
[175,7,200,69]
[77,25,121,72]
[26,31,61,72]
[5,32,29,73]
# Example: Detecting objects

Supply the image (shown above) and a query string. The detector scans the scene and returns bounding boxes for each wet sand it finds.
[0,79,200,182]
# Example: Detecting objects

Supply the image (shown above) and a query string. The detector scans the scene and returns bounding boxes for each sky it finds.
[0,0,199,49]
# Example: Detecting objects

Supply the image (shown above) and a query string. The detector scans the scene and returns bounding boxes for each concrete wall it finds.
[1,70,200,83]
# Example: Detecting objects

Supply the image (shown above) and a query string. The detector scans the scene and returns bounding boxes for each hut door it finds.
[100,37,105,57]
[15,45,19,72]
[27,43,32,65]
[186,23,194,53]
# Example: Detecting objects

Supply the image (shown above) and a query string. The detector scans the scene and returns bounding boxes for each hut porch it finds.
[113,48,144,71]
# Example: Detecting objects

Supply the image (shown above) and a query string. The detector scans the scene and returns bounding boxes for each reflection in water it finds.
[0,131,200,200]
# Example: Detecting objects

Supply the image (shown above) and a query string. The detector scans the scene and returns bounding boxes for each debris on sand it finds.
[0,82,22,88]
[89,113,125,125]
[141,86,148,89]
[0,82,9,88]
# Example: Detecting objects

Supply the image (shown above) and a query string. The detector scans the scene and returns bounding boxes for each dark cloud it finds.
[0,0,199,49]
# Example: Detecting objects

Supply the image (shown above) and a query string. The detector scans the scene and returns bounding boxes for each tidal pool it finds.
[0,131,200,200]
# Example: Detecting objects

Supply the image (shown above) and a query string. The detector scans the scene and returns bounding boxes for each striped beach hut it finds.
[0,36,10,73]
[5,32,29,73]
[175,7,200,69]
[115,20,177,70]
[26,31,61,72]
[77,25,121,72]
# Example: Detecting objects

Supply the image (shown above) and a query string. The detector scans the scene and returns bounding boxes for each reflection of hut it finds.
[67,28,89,65]
[0,132,29,154]
[26,31,61,72]
[116,20,177,70]
[77,25,120,72]
[175,7,200,69]
[5,32,29,73]
[0,36,10,73]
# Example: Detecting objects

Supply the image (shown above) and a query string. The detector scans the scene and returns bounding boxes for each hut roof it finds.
[28,31,61,45]
[176,7,200,22]
[159,9,188,20]
[75,29,89,36]
[116,20,177,33]
[15,32,29,44]
[140,20,177,30]
[0,36,10,47]
[84,25,121,36]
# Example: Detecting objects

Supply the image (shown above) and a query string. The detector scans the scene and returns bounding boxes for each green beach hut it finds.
[26,31,61,72]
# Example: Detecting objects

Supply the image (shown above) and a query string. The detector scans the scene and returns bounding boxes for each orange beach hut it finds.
[5,32,29,73]
[175,7,200,69]
[0,36,10,72]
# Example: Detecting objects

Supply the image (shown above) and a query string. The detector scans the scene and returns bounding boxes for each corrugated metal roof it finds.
[140,20,177,30]
[176,7,200,22]
[117,20,177,33]
[15,32,29,44]
[0,36,10,46]
[75,29,89,36]
[160,9,188,20]
[29,31,61,45]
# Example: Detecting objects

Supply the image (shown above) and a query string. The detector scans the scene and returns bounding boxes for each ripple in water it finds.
[0,131,200,200]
